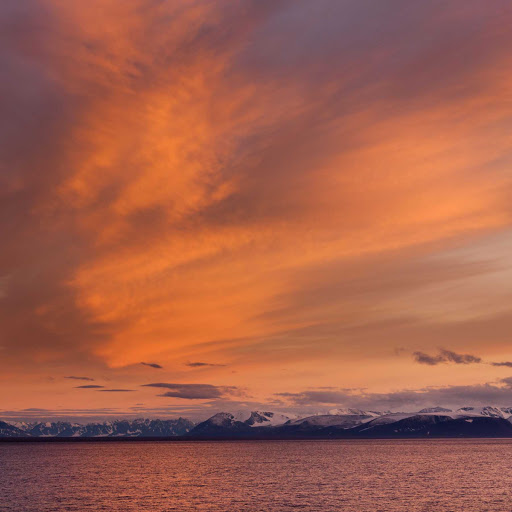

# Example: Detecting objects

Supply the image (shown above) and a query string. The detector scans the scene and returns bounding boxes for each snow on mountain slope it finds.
[328,408,384,417]
[418,407,453,414]
[190,413,253,436]
[245,411,300,427]
[353,413,419,426]
[286,412,376,430]
[455,406,512,419]
[28,421,80,437]
[0,421,27,437]
[227,410,301,427]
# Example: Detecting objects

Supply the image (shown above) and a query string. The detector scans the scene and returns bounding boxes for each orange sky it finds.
[1,0,512,421]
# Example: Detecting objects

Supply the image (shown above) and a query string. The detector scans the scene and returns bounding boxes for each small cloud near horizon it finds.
[185,362,226,368]
[142,382,237,399]
[490,361,512,368]
[97,389,135,392]
[65,376,95,381]
[141,362,163,369]
[413,349,482,366]
[75,385,104,389]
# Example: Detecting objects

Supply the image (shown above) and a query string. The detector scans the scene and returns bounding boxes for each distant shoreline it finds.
[3,435,512,443]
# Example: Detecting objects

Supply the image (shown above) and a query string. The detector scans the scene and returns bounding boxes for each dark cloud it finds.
[441,349,482,364]
[65,376,95,381]
[490,362,512,368]
[142,382,237,400]
[96,389,135,392]
[141,362,163,369]
[185,362,226,368]
[413,349,482,366]
[412,352,445,366]
[75,385,104,389]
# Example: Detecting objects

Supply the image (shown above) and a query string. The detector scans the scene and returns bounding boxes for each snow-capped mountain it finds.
[187,406,512,438]
[191,413,253,436]
[29,421,80,437]
[245,411,287,426]
[234,410,300,426]
[4,406,512,438]
[0,418,194,438]
[0,421,27,437]
[191,410,300,435]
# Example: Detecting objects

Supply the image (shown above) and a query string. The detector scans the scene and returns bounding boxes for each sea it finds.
[1,439,511,511]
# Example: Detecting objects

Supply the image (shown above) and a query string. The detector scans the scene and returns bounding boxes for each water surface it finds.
[1,439,511,511]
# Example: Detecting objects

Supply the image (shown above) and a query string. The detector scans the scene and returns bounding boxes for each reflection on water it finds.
[1,439,512,511]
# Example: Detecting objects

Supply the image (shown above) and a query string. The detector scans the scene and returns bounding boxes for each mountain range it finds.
[3,406,512,439]
[0,418,194,438]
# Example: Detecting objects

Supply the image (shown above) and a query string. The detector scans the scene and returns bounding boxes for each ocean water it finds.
[1,439,512,511]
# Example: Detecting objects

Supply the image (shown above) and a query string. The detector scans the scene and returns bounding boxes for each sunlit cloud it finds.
[1,0,512,416]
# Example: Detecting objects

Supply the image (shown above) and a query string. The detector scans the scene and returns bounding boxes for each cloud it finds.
[277,376,512,410]
[185,362,226,368]
[75,385,104,389]
[0,407,126,422]
[141,362,163,369]
[96,389,135,392]
[490,362,512,368]
[1,0,512,418]
[2,0,511,374]
[141,382,238,400]
[413,349,482,366]
[412,352,445,366]
[441,350,482,365]
[65,376,95,381]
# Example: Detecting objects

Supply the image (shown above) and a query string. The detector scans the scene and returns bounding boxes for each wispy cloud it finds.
[75,385,104,389]
[1,1,512,416]
[65,376,95,381]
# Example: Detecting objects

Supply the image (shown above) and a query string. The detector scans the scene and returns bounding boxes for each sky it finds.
[1,0,512,422]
